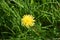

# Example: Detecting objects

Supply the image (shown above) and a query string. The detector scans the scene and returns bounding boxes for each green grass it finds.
[0,0,60,40]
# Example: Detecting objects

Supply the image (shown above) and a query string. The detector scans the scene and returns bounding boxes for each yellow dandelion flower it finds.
[21,14,35,28]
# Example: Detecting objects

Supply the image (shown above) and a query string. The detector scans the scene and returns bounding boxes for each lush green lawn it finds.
[0,0,60,40]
